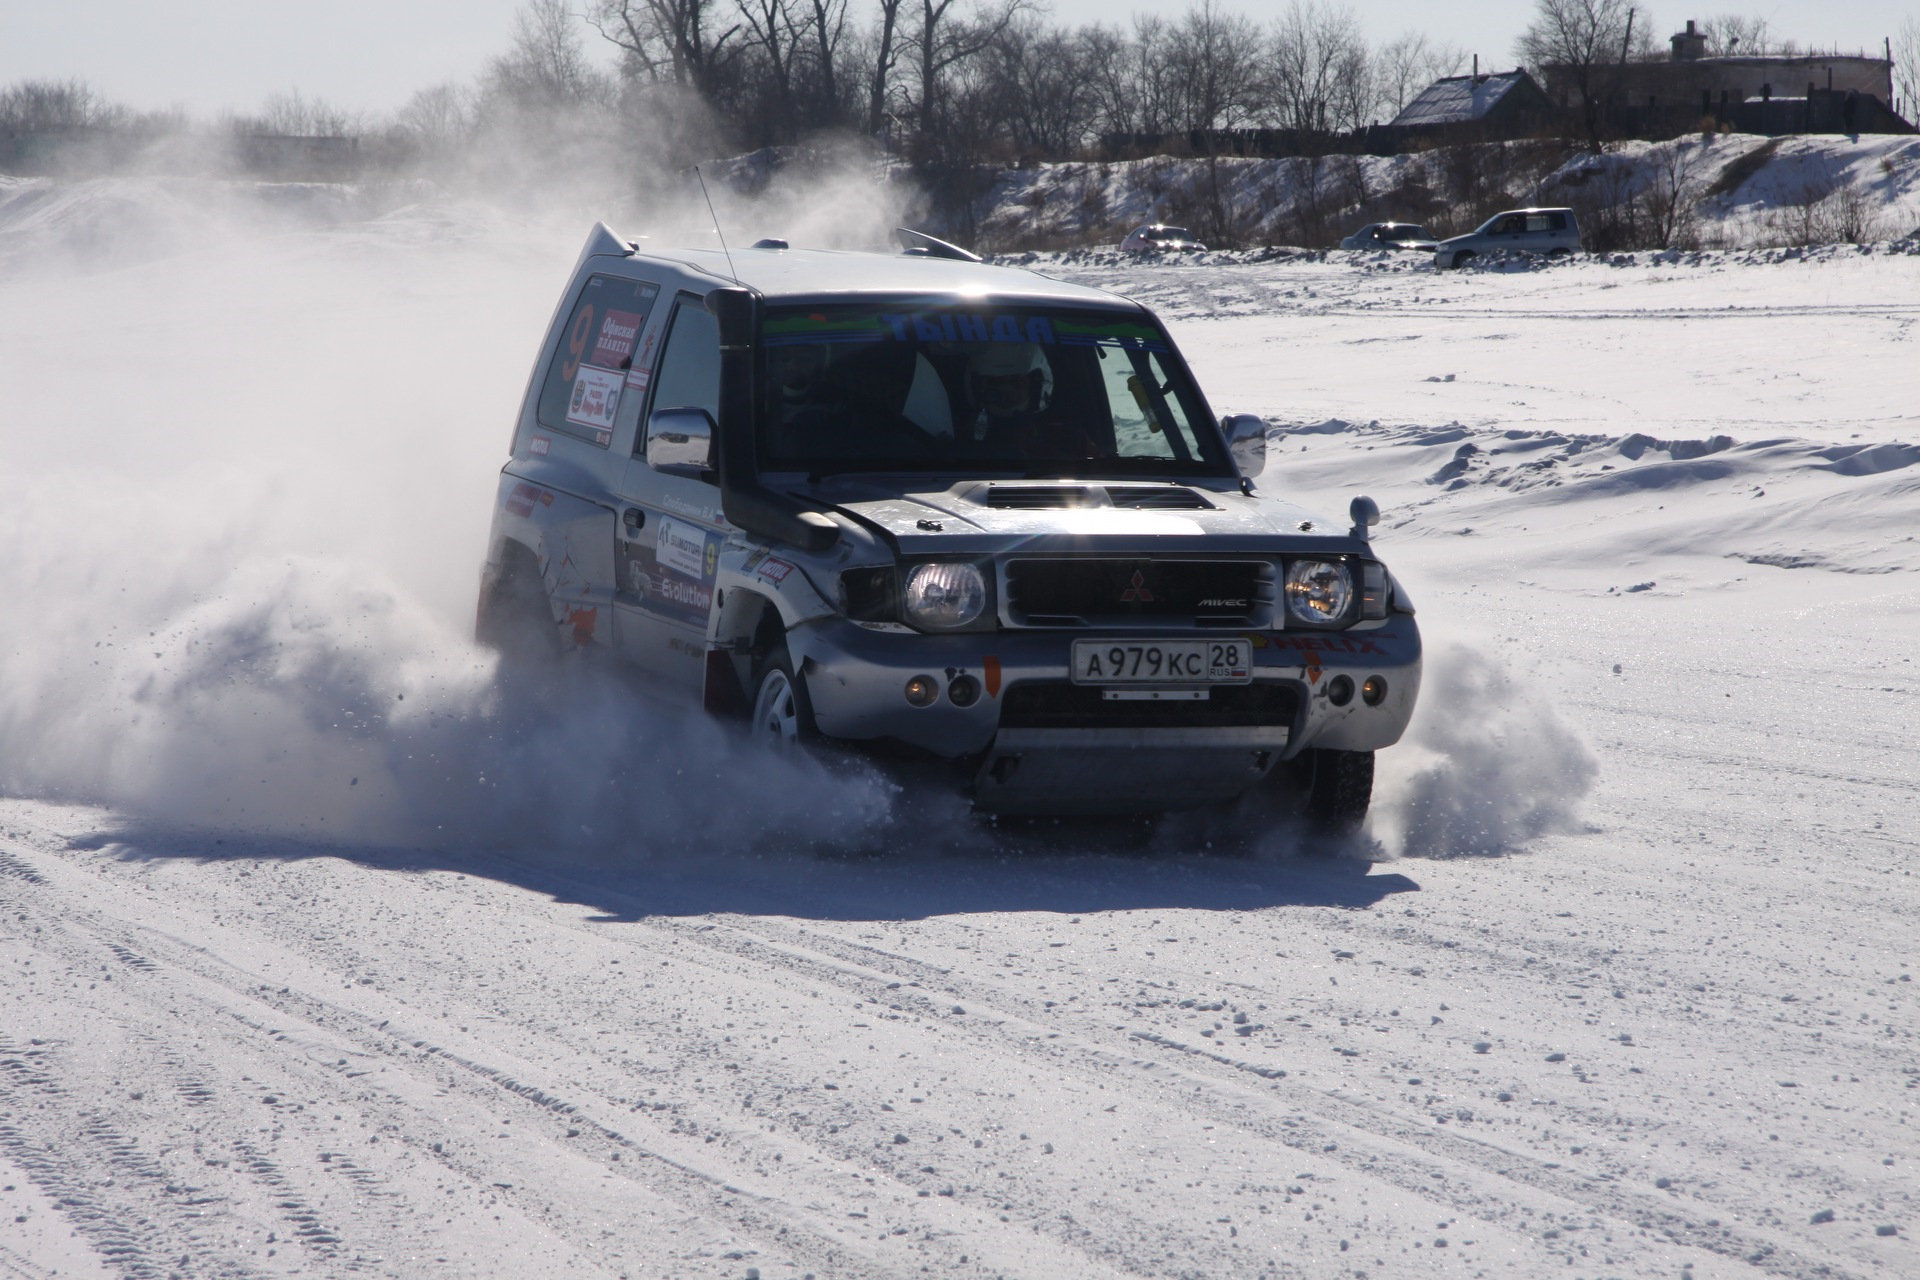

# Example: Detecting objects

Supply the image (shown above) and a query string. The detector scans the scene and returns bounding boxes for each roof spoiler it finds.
[894,227,983,263]
[573,221,634,271]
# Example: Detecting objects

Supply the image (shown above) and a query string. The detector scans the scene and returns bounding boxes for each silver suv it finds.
[475,225,1422,825]
[1434,207,1581,268]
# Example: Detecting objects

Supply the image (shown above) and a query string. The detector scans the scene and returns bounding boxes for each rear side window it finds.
[645,299,721,427]
[536,274,660,447]
[1524,214,1553,233]
[1548,212,1569,231]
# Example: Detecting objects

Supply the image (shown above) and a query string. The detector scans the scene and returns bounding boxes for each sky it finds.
[0,0,1913,118]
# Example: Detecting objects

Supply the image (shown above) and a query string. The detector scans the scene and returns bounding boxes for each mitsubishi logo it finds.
[1120,569,1154,603]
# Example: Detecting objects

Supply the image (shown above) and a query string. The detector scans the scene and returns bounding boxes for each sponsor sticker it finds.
[655,517,708,579]
[624,366,651,391]
[591,309,646,369]
[504,482,542,518]
[757,557,795,583]
[565,366,624,432]
[529,435,551,456]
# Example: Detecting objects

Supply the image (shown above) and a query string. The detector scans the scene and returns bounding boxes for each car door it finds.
[503,267,662,650]
[612,292,730,691]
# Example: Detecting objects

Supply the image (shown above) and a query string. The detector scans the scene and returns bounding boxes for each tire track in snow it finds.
[637,912,1873,1280]
[22,897,1074,1280]
[0,1037,260,1280]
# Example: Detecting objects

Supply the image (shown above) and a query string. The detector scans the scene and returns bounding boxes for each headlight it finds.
[1284,559,1353,625]
[903,562,986,629]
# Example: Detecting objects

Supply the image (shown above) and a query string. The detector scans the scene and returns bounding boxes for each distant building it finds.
[1537,19,1912,137]
[1387,70,1553,137]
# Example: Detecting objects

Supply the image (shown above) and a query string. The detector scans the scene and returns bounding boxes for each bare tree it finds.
[1265,1,1368,134]
[736,0,809,128]
[1698,14,1771,57]
[1636,139,1705,248]
[0,78,129,132]
[1893,16,1920,124]
[1165,0,1261,135]
[867,0,910,135]
[241,89,364,136]
[1515,0,1647,149]
[988,22,1100,158]
[1162,1,1262,244]
[491,0,614,107]
[590,0,742,96]
[1377,31,1468,117]
[911,0,1027,141]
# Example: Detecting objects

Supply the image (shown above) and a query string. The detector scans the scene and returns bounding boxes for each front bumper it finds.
[787,616,1422,810]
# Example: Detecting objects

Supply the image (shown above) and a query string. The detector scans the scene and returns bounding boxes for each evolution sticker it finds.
[621,513,721,629]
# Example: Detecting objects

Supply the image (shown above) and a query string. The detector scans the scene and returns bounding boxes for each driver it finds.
[966,343,1094,461]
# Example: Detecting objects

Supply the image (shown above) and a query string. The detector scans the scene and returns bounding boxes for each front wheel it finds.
[1293,748,1374,837]
[750,645,817,749]
[1448,249,1476,269]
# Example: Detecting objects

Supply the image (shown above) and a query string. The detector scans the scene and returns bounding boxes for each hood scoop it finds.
[1106,486,1214,510]
[982,485,1214,511]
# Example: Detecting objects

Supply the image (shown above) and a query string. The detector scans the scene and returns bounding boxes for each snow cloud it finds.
[1371,640,1599,858]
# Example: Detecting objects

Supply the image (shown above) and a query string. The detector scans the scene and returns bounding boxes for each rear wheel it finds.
[1548,246,1573,259]
[476,548,561,666]
[750,644,817,749]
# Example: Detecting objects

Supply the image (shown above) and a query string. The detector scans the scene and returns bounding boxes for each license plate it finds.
[1070,638,1252,685]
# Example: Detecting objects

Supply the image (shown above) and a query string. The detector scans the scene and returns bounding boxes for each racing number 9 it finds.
[561,304,596,381]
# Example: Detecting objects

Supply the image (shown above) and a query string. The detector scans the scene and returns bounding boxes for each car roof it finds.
[626,243,1130,308]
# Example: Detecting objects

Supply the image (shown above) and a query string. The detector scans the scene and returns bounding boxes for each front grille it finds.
[999,681,1298,730]
[1004,558,1271,626]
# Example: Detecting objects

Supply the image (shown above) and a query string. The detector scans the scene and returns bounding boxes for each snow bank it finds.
[963,133,1920,251]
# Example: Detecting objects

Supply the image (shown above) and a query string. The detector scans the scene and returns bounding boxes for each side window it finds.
[1525,214,1552,233]
[1095,346,1203,462]
[536,274,659,448]
[1548,212,1569,231]
[644,299,721,435]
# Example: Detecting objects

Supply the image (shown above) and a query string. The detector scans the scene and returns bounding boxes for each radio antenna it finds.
[693,166,739,284]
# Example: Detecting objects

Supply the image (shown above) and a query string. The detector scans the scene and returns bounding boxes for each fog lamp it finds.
[1362,675,1388,706]
[1327,675,1355,706]
[904,675,940,707]
[948,674,982,707]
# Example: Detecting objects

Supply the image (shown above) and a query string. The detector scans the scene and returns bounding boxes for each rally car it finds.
[474,225,1422,825]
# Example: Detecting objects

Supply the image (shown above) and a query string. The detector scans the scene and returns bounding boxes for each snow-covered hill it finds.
[1,192,1916,1279]
[964,133,1920,252]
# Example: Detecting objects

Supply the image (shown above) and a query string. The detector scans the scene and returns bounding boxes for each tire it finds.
[749,643,817,749]
[1294,748,1374,838]
[1548,247,1573,259]
[1450,249,1476,269]
[476,549,562,666]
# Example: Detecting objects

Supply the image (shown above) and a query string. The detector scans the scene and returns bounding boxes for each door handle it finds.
[622,507,645,537]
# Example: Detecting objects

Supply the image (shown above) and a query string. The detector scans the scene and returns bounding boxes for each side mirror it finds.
[1221,414,1266,479]
[646,406,715,478]
[1349,494,1380,540]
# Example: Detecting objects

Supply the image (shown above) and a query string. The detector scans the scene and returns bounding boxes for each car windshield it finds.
[1149,227,1193,240]
[758,301,1231,477]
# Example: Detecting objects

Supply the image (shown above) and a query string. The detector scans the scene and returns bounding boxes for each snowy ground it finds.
[2,198,1918,1279]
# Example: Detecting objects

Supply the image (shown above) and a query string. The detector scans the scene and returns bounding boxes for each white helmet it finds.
[968,342,1053,409]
